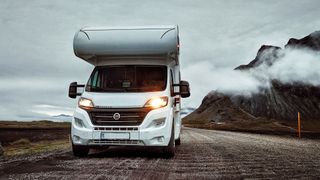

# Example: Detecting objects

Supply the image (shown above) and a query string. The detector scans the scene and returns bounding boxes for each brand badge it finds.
[113,113,121,120]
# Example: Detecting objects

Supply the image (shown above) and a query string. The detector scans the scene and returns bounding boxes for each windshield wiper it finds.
[102,88,126,92]
[125,87,143,91]
[125,87,154,92]
[89,87,126,92]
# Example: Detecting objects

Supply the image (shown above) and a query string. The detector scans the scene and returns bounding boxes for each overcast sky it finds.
[1,0,320,121]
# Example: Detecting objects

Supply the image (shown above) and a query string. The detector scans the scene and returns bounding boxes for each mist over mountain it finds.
[52,114,72,122]
[185,31,320,123]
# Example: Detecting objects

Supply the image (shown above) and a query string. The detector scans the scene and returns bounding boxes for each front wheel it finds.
[163,122,175,158]
[175,138,181,146]
[72,143,89,157]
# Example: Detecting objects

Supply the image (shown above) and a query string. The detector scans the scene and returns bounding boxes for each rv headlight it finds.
[78,97,94,110]
[144,96,168,109]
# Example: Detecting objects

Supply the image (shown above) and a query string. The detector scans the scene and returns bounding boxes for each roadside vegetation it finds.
[3,139,70,157]
[0,121,70,158]
[0,120,70,129]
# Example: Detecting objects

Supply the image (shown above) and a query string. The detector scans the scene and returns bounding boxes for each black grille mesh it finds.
[87,108,151,126]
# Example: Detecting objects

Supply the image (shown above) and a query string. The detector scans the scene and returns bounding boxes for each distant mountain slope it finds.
[233,81,320,120]
[184,31,320,125]
[235,45,282,70]
[51,114,72,122]
[184,92,256,124]
[286,31,320,50]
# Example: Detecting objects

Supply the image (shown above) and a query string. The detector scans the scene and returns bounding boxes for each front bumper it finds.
[71,106,173,147]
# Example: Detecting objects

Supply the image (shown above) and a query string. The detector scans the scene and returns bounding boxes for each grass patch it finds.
[9,138,32,147]
[0,120,70,129]
[4,139,70,157]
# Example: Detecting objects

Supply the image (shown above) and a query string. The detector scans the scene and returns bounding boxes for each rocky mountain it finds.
[180,107,196,118]
[184,92,257,123]
[285,31,320,50]
[184,31,320,125]
[234,45,282,70]
[233,81,320,121]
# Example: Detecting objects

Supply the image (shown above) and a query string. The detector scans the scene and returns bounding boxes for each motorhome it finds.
[68,25,190,157]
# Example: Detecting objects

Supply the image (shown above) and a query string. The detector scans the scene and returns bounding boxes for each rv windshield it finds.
[86,65,167,92]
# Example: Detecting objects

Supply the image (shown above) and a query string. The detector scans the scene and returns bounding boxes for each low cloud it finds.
[31,104,74,117]
[183,47,320,108]
[266,48,320,85]
[248,47,320,88]
[0,77,77,120]
[184,62,265,95]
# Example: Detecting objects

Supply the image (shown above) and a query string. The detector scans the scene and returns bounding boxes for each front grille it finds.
[90,139,144,145]
[94,127,138,131]
[87,108,152,126]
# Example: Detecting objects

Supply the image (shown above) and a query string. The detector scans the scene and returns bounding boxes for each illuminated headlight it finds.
[78,97,94,110]
[144,96,168,109]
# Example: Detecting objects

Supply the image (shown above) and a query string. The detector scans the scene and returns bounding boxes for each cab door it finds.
[170,68,181,139]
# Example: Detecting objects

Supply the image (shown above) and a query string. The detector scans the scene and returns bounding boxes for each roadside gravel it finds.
[1,127,320,179]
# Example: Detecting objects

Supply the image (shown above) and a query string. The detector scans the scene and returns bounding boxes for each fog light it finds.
[147,118,166,128]
[154,118,165,127]
[158,136,164,142]
[74,117,85,128]
[73,135,80,142]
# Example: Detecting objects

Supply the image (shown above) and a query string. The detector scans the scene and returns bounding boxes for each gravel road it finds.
[1,127,320,179]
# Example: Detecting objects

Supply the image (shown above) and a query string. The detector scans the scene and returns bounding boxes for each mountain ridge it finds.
[184,30,320,126]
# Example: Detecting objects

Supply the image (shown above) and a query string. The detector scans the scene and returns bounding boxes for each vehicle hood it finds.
[81,91,167,108]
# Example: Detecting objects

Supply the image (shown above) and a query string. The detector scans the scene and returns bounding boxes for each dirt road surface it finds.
[1,127,320,179]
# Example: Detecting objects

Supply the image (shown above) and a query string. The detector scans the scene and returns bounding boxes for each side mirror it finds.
[180,80,190,98]
[68,82,85,99]
[173,80,190,98]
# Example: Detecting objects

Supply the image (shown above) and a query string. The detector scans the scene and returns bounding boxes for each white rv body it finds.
[70,26,188,157]
[73,26,179,65]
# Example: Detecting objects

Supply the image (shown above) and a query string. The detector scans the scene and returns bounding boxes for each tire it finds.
[175,138,181,146]
[163,122,175,158]
[72,143,89,157]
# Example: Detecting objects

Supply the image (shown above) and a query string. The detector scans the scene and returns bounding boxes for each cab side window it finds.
[92,70,99,87]
[86,70,99,91]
